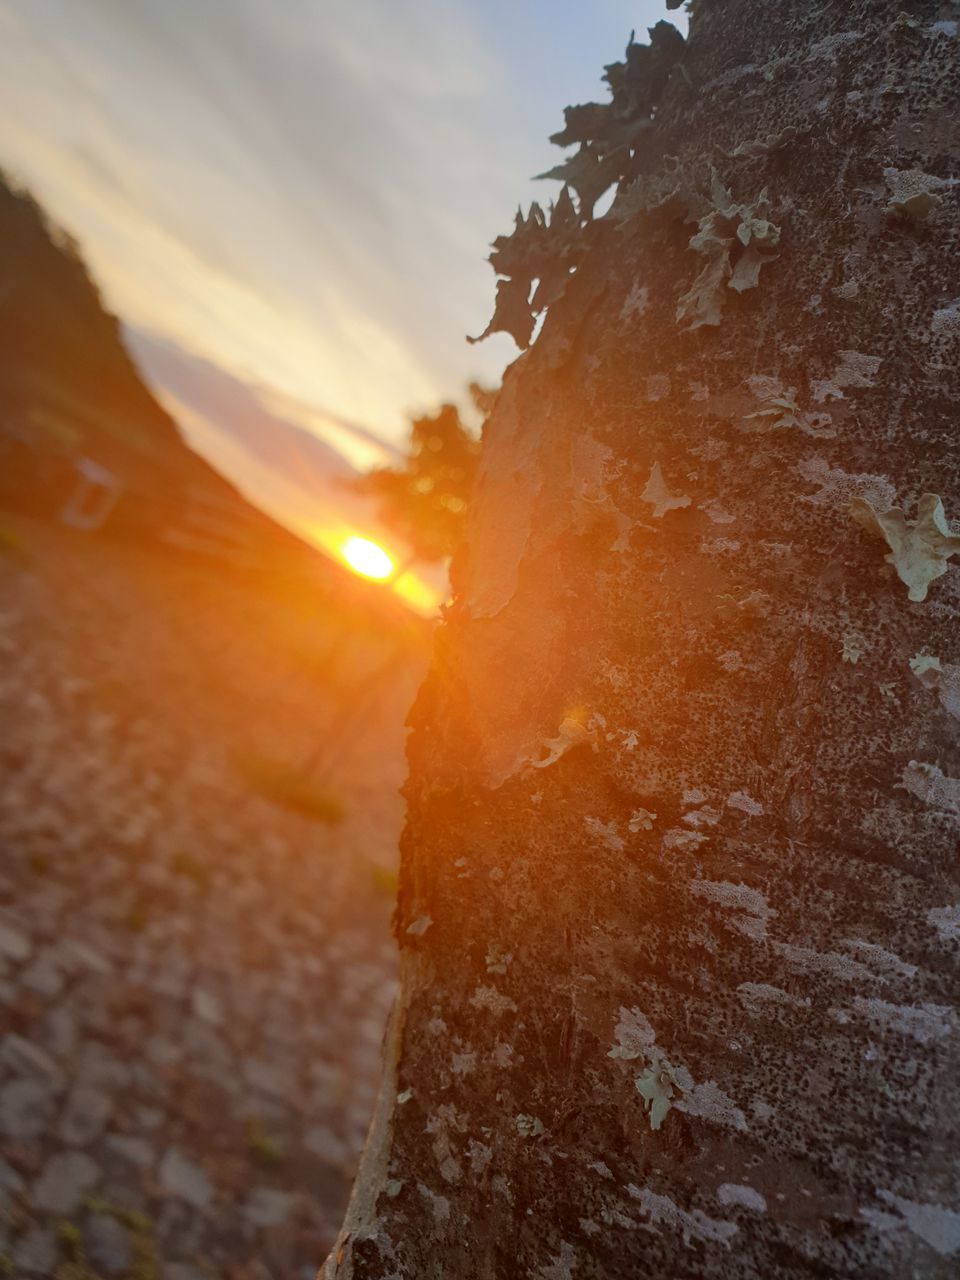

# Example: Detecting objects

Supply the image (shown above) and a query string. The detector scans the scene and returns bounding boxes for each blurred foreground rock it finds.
[0,517,424,1277]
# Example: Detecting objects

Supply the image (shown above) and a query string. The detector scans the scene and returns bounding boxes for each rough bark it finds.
[324,2,960,1276]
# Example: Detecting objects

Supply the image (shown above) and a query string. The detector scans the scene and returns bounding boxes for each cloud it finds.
[0,0,682,516]
[127,329,361,485]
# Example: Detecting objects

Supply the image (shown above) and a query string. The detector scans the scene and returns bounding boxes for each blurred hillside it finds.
[0,172,359,582]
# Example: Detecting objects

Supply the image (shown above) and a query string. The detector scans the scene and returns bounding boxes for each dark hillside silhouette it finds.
[0,174,188,473]
[0,172,327,569]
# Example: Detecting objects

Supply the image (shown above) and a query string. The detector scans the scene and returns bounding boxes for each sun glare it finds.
[341,535,394,580]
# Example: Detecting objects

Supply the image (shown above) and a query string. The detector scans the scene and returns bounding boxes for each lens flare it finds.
[341,536,394,580]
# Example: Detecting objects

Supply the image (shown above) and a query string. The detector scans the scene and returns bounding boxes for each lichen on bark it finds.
[323,3,960,1277]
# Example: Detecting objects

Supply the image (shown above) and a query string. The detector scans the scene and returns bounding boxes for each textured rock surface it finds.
[326,2,960,1277]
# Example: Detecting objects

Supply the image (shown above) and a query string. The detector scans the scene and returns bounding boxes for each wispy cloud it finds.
[0,0,682,494]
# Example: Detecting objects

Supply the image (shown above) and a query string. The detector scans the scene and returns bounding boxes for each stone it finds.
[244,1186,298,1229]
[191,987,223,1025]
[0,1156,23,1216]
[135,1105,164,1130]
[0,1032,63,1082]
[0,922,30,962]
[45,1005,79,1056]
[12,1226,57,1275]
[58,937,113,974]
[0,1157,24,1192]
[243,1056,296,1101]
[19,956,66,999]
[59,1084,113,1144]
[182,1018,229,1065]
[106,1134,156,1167]
[155,1199,207,1256]
[33,1150,100,1213]
[86,1212,132,1276]
[304,1126,349,1166]
[0,1077,55,1141]
[147,965,189,1001]
[159,1147,213,1210]
[145,1035,182,1067]
[131,1061,168,1100]
[75,1041,132,1090]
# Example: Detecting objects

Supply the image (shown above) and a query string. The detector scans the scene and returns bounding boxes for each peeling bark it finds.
[323,2,960,1276]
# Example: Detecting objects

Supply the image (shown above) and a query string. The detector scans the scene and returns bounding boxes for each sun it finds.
[341,535,395,580]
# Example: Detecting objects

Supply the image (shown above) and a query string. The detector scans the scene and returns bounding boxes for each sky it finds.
[0,0,684,600]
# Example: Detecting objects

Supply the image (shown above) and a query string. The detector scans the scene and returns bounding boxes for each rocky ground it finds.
[0,516,426,1278]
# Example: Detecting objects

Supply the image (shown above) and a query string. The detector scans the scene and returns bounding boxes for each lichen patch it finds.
[626,1185,738,1247]
[810,349,882,403]
[690,879,775,941]
[608,1006,657,1060]
[640,462,692,518]
[533,718,598,770]
[634,1064,683,1131]
[850,494,960,602]
[927,905,960,943]
[883,167,949,221]
[716,1183,767,1212]
[900,761,960,815]
[872,1191,960,1256]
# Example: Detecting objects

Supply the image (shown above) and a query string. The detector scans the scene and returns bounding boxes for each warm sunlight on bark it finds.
[341,535,394,580]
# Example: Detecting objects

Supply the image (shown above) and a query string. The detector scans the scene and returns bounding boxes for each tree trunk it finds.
[324,2,960,1276]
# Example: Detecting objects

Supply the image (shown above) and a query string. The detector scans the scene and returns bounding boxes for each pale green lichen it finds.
[515,1113,546,1138]
[810,349,882,403]
[900,761,960,814]
[406,915,433,937]
[677,185,780,330]
[909,651,942,683]
[641,462,691,518]
[635,1062,683,1130]
[726,125,798,160]
[627,1185,738,1247]
[908,653,960,718]
[869,1191,960,1257]
[533,717,598,769]
[608,1006,657,1060]
[584,815,625,851]
[927,904,960,944]
[851,997,955,1044]
[663,827,708,851]
[743,388,834,438]
[484,944,513,975]
[612,166,780,329]
[715,590,770,623]
[842,632,866,664]
[884,167,947,221]
[689,878,775,940]
[628,807,657,832]
[726,790,764,816]
[676,1080,747,1131]
[850,493,960,602]
[469,985,518,1016]
[717,1183,767,1212]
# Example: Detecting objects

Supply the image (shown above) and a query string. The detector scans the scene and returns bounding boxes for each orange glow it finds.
[299,522,443,615]
[341,536,394,580]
